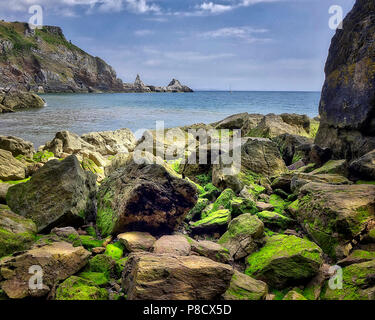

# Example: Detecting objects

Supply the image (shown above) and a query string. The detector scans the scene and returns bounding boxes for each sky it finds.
[0,0,356,91]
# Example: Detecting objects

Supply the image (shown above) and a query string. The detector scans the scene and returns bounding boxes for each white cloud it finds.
[200,26,270,43]
[0,0,160,15]
[198,2,233,14]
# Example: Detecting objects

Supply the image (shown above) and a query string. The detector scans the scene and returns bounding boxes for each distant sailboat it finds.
[229,85,232,94]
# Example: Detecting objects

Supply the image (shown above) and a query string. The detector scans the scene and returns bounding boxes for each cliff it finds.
[315,0,375,159]
[0,21,193,93]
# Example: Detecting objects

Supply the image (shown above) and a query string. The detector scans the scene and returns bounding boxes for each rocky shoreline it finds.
[0,107,374,301]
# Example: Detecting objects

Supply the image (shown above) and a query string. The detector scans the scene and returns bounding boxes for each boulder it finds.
[223,270,268,300]
[245,234,323,288]
[189,238,230,263]
[290,173,350,193]
[218,213,264,260]
[97,152,198,236]
[0,91,45,111]
[0,135,35,158]
[214,113,250,130]
[122,253,233,300]
[255,211,294,229]
[315,0,375,159]
[297,182,375,258]
[248,114,311,139]
[81,128,136,156]
[118,232,156,252]
[43,131,95,158]
[311,160,348,176]
[239,137,287,176]
[0,241,90,299]
[6,155,97,232]
[0,149,26,181]
[322,260,375,300]
[273,133,313,166]
[349,149,375,180]
[191,209,231,234]
[0,205,37,258]
[153,235,191,256]
[338,250,375,267]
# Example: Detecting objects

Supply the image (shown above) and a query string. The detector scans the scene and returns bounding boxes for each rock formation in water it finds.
[315,0,375,159]
[0,21,193,93]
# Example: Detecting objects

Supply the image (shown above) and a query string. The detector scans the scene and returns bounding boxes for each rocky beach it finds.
[0,0,374,302]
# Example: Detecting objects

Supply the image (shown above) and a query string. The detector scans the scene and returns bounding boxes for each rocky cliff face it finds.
[0,21,193,94]
[0,22,124,93]
[315,0,375,159]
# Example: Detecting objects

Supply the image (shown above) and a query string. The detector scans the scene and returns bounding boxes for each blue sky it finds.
[0,0,355,91]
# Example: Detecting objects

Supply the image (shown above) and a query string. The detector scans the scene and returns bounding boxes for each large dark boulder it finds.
[6,155,97,232]
[96,152,198,236]
[315,0,375,159]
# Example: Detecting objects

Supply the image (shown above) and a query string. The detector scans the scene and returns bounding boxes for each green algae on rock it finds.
[55,276,109,300]
[0,204,37,258]
[321,260,375,300]
[245,234,323,288]
[256,211,294,229]
[191,209,231,234]
[6,155,97,232]
[219,213,264,260]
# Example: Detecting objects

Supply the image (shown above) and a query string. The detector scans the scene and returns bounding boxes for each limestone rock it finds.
[6,155,97,232]
[0,149,26,181]
[188,238,230,263]
[153,235,191,256]
[223,270,268,300]
[118,232,156,252]
[81,128,136,156]
[0,135,35,158]
[0,241,90,299]
[0,91,45,111]
[122,253,233,300]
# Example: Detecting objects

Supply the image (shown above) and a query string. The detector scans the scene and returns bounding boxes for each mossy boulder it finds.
[282,290,307,300]
[218,213,264,260]
[268,194,288,214]
[297,182,375,259]
[97,152,197,236]
[6,155,97,232]
[185,198,209,222]
[0,204,37,258]
[191,209,231,234]
[311,160,348,176]
[321,260,375,300]
[349,149,375,181]
[290,173,350,193]
[79,235,104,250]
[223,270,268,300]
[338,250,375,267]
[55,276,109,300]
[256,211,293,229]
[245,234,323,288]
[78,272,109,286]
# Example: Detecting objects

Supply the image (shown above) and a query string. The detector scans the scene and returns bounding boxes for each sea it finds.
[0,91,320,148]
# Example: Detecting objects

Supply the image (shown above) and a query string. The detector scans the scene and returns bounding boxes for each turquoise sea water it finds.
[0,91,320,147]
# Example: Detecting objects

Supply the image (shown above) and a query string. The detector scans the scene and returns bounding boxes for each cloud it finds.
[200,26,270,43]
[0,0,160,15]
[198,2,233,14]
